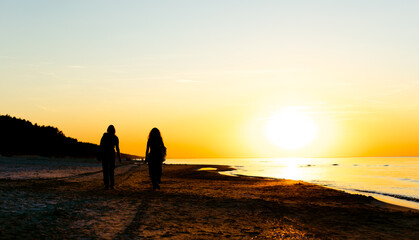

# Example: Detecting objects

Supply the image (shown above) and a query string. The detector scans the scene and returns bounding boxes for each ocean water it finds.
[166,157,419,210]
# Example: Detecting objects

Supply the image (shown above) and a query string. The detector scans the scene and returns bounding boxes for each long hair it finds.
[148,128,166,157]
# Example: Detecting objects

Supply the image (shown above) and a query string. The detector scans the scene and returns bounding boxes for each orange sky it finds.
[1,1,419,158]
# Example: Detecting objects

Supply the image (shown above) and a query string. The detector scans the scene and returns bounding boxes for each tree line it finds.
[1,115,103,158]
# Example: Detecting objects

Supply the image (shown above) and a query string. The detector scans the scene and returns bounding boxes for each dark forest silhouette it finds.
[0,115,138,159]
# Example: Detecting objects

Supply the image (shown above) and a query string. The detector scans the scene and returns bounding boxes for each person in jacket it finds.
[99,125,121,190]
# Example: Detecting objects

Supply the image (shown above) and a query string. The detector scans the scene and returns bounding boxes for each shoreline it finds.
[166,157,419,211]
[232,174,419,212]
[1,157,418,239]
[195,164,419,213]
[173,161,419,212]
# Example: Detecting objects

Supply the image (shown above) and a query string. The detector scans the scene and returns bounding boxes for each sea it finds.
[165,157,419,210]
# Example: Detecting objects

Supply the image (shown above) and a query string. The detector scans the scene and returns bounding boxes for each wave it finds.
[398,178,419,183]
[353,189,419,203]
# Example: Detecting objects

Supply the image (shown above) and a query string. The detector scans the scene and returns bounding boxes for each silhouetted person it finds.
[99,125,121,190]
[145,128,166,191]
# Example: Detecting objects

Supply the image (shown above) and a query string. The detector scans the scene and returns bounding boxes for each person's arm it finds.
[162,143,167,157]
[145,141,150,164]
[116,137,121,163]
[97,135,104,162]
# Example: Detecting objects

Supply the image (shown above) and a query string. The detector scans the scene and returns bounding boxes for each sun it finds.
[265,107,318,150]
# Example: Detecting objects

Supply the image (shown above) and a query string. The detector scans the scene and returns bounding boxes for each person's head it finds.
[148,127,162,141]
[107,125,116,135]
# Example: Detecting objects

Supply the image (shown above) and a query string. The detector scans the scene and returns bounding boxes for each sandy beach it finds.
[0,157,418,239]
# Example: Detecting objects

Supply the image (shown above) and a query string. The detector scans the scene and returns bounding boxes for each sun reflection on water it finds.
[259,158,315,180]
[278,158,312,180]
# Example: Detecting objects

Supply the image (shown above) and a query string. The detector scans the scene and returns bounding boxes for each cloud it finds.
[177,79,201,83]
[305,104,377,122]
[69,65,88,69]
[225,68,301,74]
[0,56,18,61]
[37,105,58,113]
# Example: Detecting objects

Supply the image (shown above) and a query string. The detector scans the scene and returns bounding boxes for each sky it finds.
[1,1,419,158]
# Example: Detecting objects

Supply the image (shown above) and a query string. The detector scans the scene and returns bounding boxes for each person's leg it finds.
[152,162,161,189]
[109,159,115,189]
[148,162,158,190]
[102,160,109,189]
[148,163,153,182]
[157,162,162,185]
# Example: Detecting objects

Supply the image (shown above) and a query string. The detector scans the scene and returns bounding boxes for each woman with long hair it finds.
[145,128,166,191]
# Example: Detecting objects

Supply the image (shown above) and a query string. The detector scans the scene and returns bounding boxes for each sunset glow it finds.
[1,1,419,158]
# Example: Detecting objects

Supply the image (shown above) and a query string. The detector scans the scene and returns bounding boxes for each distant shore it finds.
[0,156,418,239]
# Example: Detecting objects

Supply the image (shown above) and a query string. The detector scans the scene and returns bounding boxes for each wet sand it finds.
[0,158,418,239]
